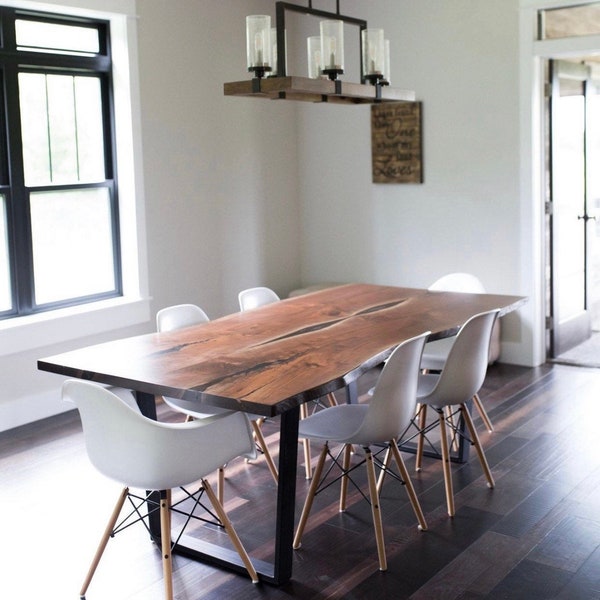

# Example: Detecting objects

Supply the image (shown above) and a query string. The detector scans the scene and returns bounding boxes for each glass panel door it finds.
[549,60,596,356]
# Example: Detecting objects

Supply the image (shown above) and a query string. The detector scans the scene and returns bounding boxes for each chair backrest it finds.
[428,272,501,365]
[156,303,209,333]
[238,286,280,311]
[428,272,486,294]
[423,309,500,406]
[355,332,429,444]
[63,380,256,490]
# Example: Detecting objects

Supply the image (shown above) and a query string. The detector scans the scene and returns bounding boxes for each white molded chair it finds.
[156,304,279,492]
[414,309,500,518]
[237,287,338,480]
[292,333,430,572]
[63,380,259,600]
[238,286,280,311]
[421,273,498,432]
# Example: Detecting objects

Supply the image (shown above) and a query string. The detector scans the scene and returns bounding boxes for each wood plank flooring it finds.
[2,362,600,599]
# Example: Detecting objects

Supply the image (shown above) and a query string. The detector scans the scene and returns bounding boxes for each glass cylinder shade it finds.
[383,39,391,83]
[362,28,385,77]
[320,20,344,73]
[246,15,272,71]
[271,28,287,76]
[307,36,322,78]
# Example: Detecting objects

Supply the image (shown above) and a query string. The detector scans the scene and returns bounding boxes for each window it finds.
[0,8,121,320]
[539,2,600,39]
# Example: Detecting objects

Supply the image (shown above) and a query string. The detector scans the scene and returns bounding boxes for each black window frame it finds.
[0,6,121,321]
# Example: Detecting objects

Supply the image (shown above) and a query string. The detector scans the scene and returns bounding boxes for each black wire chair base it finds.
[112,486,224,552]
[397,404,474,464]
[311,442,410,509]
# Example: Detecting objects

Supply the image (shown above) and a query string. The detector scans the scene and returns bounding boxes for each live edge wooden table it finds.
[38,283,525,585]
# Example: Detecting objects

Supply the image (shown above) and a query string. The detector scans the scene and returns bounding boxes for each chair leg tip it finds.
[487,482,495,489]
[293,543,301,550]
[417,524,427,532]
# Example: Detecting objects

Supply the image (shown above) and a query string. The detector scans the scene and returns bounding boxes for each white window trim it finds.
[0,0,150,357]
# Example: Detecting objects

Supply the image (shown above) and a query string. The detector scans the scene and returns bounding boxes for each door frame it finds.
[519,0,600,364]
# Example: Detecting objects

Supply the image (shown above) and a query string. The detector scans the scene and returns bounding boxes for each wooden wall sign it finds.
[371,101,423,184]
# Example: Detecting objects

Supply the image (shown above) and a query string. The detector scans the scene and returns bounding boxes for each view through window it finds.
[0,9,120,319]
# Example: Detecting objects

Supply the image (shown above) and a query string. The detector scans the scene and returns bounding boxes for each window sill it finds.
[0,295,151,357]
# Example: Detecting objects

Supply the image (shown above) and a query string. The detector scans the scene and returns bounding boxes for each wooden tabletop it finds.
[38,284,526,417]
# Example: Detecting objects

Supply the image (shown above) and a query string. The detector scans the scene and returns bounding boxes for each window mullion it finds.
[3,61,35,315]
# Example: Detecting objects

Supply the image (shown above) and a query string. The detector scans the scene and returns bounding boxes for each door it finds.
[548,59,599,357]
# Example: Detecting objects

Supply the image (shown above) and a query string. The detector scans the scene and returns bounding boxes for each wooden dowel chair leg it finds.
[217,466,225,505]
[79,487,129,598]
[250,419,278,484]
[438,411,455,517]
[160,490,173,600]
[460,404,495,488]
[300,403,312,480]
[415,404,427,472]
[201,479,259,583]
[446,405,460,452]
[294,443,328,550]
[389,441,427,531]
[339,444,352,512]
[376,446,392,494]
[326,392,338,407]
[365,447,387,572]
[472,393,494,433]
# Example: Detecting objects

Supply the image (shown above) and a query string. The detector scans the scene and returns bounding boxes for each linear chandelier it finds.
[224,1,416,105]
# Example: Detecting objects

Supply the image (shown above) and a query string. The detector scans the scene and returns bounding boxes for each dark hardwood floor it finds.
[2,362,600,599]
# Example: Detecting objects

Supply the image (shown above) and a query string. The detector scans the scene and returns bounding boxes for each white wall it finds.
[1,0,542,432]
[137,0,302,318]
[0,0,302,431]
[297,0,533,364]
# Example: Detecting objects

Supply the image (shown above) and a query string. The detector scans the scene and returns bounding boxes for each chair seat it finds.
[299,404,369,444]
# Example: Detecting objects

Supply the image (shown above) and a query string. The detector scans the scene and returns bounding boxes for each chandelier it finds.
[224,1,416,105]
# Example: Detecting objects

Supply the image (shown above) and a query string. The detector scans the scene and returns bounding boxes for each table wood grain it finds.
[37,283,526,584]
[38,284,525,417]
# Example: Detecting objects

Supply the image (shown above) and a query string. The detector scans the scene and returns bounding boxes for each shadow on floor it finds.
[552,331,600,368]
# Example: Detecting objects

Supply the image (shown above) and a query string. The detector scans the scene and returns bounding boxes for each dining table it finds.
[38,283,526,585]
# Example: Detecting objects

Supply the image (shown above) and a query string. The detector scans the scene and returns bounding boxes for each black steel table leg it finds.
[135,391,161,537]
[272,405,299,584]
